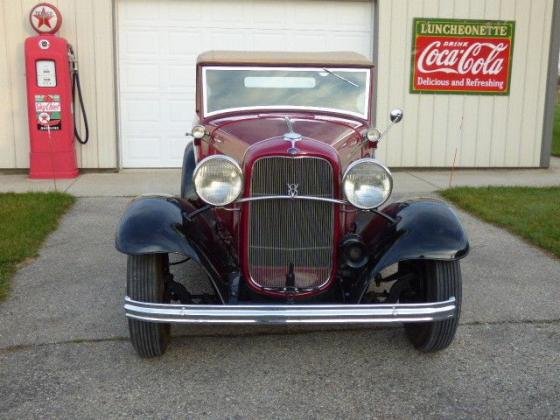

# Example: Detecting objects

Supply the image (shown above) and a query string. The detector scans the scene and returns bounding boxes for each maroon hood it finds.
[199,113,370,171]
[208,114,366,148]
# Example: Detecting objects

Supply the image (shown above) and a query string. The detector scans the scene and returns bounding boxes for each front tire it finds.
[127,254,170,358]
[405,260,462,352]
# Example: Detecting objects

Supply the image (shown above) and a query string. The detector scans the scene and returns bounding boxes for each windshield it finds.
[202,66,371,119]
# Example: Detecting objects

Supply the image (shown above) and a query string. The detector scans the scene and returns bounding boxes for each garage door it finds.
[117,0,374,167]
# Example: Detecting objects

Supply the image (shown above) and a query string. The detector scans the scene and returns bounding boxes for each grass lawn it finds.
[553,103,560,157]
[441,187,560,258]
[0,192,75,301]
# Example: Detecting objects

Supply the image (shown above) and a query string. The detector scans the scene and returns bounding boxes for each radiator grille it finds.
[249,157,334,289]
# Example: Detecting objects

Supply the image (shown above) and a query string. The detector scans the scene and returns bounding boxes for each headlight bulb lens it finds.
[193,156,243,206]
[191,125,206,139]
[366,128,381,142]
[343,158,393,209]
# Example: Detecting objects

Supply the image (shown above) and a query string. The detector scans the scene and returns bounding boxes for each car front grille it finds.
[248,157,334,290]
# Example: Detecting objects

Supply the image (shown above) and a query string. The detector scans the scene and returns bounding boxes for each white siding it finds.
[376,0,554,167]
[0,0,555,169]
[0,0,116,169]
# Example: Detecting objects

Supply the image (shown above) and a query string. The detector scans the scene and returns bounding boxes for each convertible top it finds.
[197,50,374,67]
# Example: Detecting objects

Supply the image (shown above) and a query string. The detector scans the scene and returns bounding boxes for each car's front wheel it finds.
[404,260,462,352]
[127,254,170,358]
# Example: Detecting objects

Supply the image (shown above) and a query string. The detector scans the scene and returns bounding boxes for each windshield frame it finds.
[200,65,372,121]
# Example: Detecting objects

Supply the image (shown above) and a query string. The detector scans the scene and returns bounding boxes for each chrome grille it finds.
[249,157,334,289]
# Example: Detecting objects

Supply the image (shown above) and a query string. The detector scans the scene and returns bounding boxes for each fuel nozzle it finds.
[68,46,78,72]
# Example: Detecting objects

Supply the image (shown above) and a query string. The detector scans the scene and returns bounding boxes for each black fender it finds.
[115,196,237,301]
[352,199,469,300]
[180,142,197,200]
[116,196,195,257]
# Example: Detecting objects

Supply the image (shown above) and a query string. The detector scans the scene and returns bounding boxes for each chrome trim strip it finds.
[139,193,175,198]
[124,296,456,324]
[234,195,347,205]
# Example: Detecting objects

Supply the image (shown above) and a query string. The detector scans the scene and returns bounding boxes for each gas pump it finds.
[25,3,88,179]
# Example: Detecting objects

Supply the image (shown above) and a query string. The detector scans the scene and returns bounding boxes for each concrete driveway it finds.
[1,192,559,418]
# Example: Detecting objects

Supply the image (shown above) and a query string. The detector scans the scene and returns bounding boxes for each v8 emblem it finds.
[287,183,299,198]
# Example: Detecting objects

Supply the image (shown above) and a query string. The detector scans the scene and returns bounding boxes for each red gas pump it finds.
[25,3,88,179]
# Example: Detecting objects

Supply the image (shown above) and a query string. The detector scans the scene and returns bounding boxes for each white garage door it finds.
[117,0,374,167]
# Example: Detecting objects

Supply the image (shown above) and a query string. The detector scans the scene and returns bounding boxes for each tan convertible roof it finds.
[197,50,374,67]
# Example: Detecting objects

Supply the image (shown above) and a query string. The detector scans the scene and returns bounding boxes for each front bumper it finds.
[124,296,457,324]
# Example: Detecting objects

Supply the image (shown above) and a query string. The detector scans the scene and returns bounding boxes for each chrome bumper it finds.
[124,296,456,325]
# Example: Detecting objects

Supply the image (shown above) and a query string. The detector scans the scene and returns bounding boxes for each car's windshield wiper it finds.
[321,68,359,87]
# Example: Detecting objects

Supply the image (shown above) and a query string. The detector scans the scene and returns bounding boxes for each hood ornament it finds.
[283,117,302,155]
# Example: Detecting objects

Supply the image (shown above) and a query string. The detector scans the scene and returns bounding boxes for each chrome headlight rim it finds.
[192,155,244,206]
[342,158,393,209]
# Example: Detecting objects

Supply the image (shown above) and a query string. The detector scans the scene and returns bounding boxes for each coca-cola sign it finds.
[411,18,515,94]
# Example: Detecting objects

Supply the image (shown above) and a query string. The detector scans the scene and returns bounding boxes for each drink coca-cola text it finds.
[417,41,508,76]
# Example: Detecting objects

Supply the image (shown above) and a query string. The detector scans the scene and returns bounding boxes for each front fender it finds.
[373,199,470,273]
[115,196,237,290]
[352,199,469,301]
[115,196,198,259]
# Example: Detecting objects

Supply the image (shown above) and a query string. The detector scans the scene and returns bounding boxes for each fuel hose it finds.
[69,45,89,145]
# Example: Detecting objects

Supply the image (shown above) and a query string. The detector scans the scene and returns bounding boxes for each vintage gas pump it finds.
[25,3,88,179]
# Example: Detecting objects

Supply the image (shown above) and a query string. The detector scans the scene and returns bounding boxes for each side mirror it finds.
[389,108,403,124]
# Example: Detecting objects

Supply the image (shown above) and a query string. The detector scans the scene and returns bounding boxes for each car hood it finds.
[208,114,367,150]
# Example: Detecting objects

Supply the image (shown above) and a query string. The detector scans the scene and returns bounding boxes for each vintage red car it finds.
[116,51,469,358]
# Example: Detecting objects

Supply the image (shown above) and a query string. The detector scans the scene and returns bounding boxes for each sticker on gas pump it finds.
[35,94,61,131]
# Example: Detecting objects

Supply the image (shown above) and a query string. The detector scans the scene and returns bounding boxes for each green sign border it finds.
[409,18,516,96]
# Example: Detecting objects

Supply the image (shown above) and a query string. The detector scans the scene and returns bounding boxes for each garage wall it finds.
[375,0,554,167]
[0,0,116,169]
[0,0,555,169]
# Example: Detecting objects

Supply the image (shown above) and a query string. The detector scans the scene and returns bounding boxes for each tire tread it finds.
[405,260,462,352]
[127,254,170,358]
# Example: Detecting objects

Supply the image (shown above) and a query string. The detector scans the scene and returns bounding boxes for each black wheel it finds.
[404,260,462,352]
[127,254,170,358]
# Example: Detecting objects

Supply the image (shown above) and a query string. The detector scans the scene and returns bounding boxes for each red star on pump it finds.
[33,7,53,29]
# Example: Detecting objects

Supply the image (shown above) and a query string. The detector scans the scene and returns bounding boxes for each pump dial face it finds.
[29,3,62,35]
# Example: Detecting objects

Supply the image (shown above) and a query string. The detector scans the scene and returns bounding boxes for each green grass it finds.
[553,103,560,157]
[0,192,75,301]
[441,187,560,258]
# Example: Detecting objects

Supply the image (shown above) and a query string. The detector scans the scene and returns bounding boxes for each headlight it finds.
[193,155,243,206]
[365,128,381,142]
[343,158,392,209]
[191,125,206,139]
